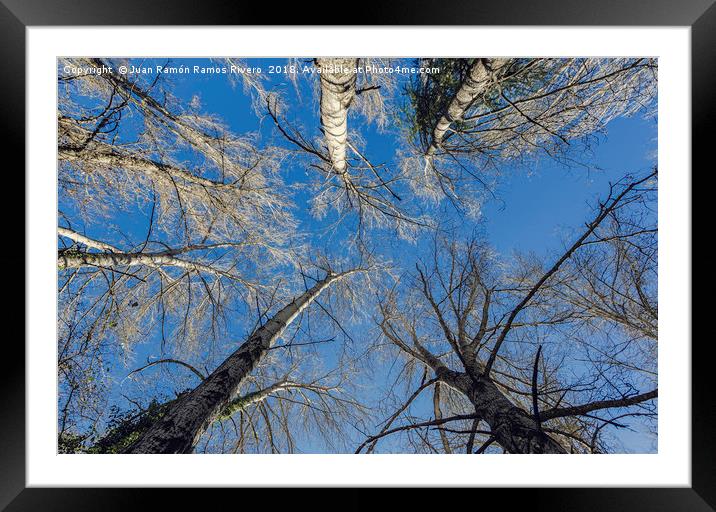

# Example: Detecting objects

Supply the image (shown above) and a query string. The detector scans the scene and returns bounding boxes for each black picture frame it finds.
[1,0,708,509]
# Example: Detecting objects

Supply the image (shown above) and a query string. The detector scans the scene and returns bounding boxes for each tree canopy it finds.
[57,57,658,454]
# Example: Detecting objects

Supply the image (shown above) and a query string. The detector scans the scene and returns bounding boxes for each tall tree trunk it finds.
[58,143,234,189]
[58,249,223,276]
[315,58,358,173]
[86,379,310,453]
[427,58,509,156]
[124,270,358,453]
[58,228,247,276]
[437,368,566,454]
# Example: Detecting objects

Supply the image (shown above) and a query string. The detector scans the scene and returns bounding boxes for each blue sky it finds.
[165,57,657,255]
[59,58,657,453]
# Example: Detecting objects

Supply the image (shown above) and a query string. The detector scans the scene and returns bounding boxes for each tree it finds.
[403,58,657,207]
[315,58,359,173]
[362,171,657,454]
[264,58,427,240]
[57,56,659,455]
[124,268,365,453]
[57,57,300,445]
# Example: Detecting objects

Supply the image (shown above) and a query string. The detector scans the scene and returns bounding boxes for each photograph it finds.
[56,56,659,455]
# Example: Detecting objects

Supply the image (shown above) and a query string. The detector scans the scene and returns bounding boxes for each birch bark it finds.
[58,250,227,277]
[315,58,359,173]
[427,58,509,156]
[59,144,235,190]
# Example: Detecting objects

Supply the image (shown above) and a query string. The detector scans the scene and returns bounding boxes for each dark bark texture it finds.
[436,368,567,454]
[123,271,352,453]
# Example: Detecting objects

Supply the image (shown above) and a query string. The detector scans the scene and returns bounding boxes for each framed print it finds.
[2,0,711,509]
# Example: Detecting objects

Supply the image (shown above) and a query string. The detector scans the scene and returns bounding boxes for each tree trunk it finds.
[59,144,234,189]
[123,270,357,453]
[438,369,567,454]
[58,249,221,276]
[427,58,509,155]
[433,382,452,453]
[315,58,358,173]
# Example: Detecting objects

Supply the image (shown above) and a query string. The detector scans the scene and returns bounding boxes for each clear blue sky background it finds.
[60,58,657,453]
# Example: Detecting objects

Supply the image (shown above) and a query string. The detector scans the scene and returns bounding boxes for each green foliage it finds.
[403,58,553,151]
[402,58,475,150]
[58,431,87,454]
[58,391,189,453]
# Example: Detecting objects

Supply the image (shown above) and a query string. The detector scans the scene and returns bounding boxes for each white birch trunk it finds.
[427,58,509,155]
[59,144,233,189]
[315,58,359,173]
[216,380,323,421]
[58,250,223,277]
[57,227,122,253]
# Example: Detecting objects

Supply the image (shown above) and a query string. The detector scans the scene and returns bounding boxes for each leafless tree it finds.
[402,58,657,210]
[124,266,370,453]
[57,57,658,455]
[261,58,430,241]
[362,170,657,454]
[57,57,300,445]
